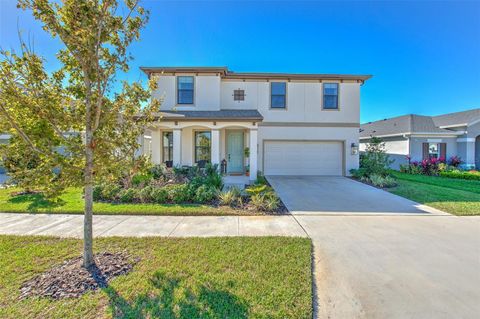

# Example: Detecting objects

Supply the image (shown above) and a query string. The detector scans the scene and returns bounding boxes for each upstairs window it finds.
[323,83,339,109]
[271,82,286,108]
[233,89,245,101]
[177,76,194,104]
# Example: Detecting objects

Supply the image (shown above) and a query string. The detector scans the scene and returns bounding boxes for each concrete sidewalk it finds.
[0,213,308,238]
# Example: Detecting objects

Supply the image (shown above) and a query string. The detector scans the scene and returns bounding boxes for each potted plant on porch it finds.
[244,147,250,176]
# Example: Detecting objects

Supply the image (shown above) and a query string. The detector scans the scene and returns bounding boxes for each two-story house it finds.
[140,67,371,182]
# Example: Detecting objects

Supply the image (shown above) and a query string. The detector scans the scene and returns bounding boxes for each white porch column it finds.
[249,129,258,182]
[150,129,161,164]
[211,129,220,166]
[173,128,182,167]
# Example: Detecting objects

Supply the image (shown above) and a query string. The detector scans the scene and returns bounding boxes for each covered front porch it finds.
[143,110,262,182]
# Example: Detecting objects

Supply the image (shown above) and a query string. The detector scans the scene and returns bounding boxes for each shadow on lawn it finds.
[7,192,65,212]
[103,271,249,319]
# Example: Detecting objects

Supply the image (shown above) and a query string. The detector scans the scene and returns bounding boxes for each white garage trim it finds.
[262,139,346,176]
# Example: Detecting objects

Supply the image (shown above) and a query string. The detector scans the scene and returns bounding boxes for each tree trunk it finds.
[83,137,94,268]
[83,74,94,268]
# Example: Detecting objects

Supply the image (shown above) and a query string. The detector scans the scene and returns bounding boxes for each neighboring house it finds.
[140,66,371,182]
[359,109,480,169]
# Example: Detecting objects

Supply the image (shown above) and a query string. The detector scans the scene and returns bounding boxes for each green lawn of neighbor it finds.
[0,235,313,319]
[388,171,480,216]
[0,187,252,216]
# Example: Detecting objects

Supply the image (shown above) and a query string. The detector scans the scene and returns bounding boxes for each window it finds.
[423,142,446,160]
[162,132,173,164]
[177,76,194,104]
[428,143,439,159]
[271,82,286,108]
[233,89,245,101]
[323,83,339,109]
[194,131,211,163]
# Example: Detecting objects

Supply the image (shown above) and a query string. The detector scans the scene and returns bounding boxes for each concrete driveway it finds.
[267,176,445,215]
[268,176,480,319]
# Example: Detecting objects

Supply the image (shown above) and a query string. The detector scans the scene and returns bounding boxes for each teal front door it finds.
[226,131,244,174]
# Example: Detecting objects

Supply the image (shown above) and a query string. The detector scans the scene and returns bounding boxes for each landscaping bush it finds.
[349,168,368,179]
[150,187,169,204]
[101,183,122,201]
[93,184,104,201]
[255,172,268,185]
[118,188,138,203]
[368,174,397,188]
[219,187,242,206]
[439,170,480,181]
[250,192,280,212]
[150,164,167,180]
[448,156,462,167]
[166,184,191,203]
[245,184,268,196]
[194,184,218,203]
[131,172,153,187]
[138,186,155,203]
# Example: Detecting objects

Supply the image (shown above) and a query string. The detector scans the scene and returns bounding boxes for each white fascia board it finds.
[438,124,468,129]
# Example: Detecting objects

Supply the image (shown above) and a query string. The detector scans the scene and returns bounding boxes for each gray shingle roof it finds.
[155,110,263,121]
[432,108,480,127]
[359,112,471,138]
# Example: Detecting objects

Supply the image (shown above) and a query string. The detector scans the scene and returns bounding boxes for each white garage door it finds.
[264,141,343,176]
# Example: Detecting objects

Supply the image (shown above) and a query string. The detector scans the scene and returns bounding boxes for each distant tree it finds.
[0,0,159,267]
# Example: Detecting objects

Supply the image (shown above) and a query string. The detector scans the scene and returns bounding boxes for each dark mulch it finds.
[20,252,139,300]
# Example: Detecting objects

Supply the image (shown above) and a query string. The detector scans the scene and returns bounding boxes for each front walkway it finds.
[0,213,307,238]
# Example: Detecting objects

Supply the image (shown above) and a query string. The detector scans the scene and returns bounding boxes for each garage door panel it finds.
[264,141,343,176]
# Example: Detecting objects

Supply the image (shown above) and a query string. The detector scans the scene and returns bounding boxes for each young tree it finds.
[360,136,393,176]
[0,0,159,267]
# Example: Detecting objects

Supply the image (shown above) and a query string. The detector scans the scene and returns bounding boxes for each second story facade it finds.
[141,67,370,124]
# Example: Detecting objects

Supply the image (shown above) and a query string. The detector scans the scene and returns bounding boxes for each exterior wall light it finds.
[351,143,359,155]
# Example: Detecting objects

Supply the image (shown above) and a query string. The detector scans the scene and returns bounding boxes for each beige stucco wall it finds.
[152,75,361,125]
[153,74,221,111]
[221,80,360,123]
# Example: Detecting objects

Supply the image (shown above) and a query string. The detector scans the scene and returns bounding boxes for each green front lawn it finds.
[0,188,250,216]
[388,171,480,216]
[0,235,313,319]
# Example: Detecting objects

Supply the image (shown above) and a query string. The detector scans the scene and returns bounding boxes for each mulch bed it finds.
[20,252,139,300]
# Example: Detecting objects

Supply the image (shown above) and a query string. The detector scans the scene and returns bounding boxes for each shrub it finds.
[349,168,368,178]
[448,156,462,167]
[369,174,397,188]
[219,187,242,206]
[132,172,153,187]
[194,184,218,203]
[118,188,138,203]
[101,183,122,201]
[439,170,480,181]
[150,164,167,180]
[255,173,268,185]
[93,184,103,201]
[138,186,155,203]
[360,137,393,177]
[203,163,223,190]
[250,192,280,212]
[245,184,268,196]
[166,184,191,203]
[400,162,422,175]
[151,188,169,204]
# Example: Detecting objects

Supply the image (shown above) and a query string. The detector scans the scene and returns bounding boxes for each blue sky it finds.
[1,0,479,123]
